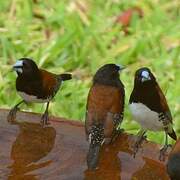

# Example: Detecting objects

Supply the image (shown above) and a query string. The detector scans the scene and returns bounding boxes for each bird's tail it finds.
[59,73,72,81]
[87,124,104,170]
[168,129,177,140]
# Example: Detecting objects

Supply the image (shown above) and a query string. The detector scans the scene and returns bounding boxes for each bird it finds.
[7,58,72,126]
[129,67,177,161]
[85,64,125,170]
[167,139,180,180]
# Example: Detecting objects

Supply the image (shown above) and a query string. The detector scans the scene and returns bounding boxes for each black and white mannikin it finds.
[129,67,177,161]
[7,58,72,126]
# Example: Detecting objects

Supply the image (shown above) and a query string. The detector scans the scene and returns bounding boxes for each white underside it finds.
[18,91,49,103]
[129,103,164,131]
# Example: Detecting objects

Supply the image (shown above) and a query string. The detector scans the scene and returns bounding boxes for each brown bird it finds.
[167,139,180,180]
[129,67,177,161]
[85,64,125,170]
[7,58,72,126]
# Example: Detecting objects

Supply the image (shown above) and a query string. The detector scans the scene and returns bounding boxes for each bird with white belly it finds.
[129,67,177,161]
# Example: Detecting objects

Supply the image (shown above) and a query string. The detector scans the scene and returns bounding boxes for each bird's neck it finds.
[93,78,123,88]
[18,70,41,81]
[130,81,157,103]
[135,81,156,91]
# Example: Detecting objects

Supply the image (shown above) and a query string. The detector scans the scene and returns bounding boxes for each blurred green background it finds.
[0,0,179,144]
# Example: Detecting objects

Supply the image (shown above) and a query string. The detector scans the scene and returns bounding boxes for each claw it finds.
[7,107,19,123]
[41,111,50,127]
[110,128,124,144]
[132,134,146,158]
[7,100,24,124]
[159,144,171,161]
[132,140,141,158]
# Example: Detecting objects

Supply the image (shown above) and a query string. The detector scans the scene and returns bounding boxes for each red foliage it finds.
[115,7,143,34]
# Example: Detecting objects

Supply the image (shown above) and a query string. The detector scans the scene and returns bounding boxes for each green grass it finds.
[0,0,179,144]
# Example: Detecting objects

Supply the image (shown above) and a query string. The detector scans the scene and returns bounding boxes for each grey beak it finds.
[116,64,126,71]
[141,71,151,82]
[13,60,23,73]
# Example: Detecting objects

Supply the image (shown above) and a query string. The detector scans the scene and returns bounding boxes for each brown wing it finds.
[85,84,124,139]
[40,70,60,99]
[155,84,172,123]
[155,84,177,140]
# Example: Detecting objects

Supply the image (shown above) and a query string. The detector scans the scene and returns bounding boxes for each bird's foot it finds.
[159,144,172,161]
[7,106,19,123]
[116,128,125,134]
[110,128,124,144]
[132,135,147,158]
[132,141,140,158]
[41,111,50,127]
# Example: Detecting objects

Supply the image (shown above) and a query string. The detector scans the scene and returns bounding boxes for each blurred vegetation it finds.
[0,0,179,144]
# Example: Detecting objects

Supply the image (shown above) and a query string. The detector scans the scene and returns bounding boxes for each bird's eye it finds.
[23,62,28,68]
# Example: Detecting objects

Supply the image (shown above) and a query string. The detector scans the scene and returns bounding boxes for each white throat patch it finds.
[15,68,23,73]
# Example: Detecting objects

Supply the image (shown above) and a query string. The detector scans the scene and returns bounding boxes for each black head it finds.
[93,64,125,86]
[134,67,156,86]
[13,58,39,79]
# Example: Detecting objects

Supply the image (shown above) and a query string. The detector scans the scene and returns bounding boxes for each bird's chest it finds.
[87,85,118,118]
[129,103,164,131]
[16,76,55,101]
[16,78,49,103]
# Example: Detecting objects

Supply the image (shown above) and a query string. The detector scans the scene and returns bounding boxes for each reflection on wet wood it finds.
[0,109,170,180]
[10,122,55,179]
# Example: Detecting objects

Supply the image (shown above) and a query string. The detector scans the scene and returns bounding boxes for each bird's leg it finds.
[159,133,171,161]
[132,129,147,158]
[7,100,24,123]
[110,127,124,144]
[41,102,50,127]
[109,113,124,143]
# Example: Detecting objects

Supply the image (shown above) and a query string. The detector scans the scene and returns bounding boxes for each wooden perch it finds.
[0,109,170,180]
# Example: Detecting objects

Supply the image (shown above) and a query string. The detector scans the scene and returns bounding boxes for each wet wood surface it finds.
[0,109,170,180]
